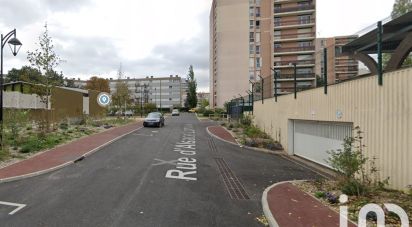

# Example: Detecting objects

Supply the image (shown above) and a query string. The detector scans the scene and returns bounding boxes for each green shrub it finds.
[240,115,252,127]
[244,126,263,138]
[314,191,326,198]
[0,149,10,160]
[202,110,214,117]
[59,122,69,130]
[341,179,367,196]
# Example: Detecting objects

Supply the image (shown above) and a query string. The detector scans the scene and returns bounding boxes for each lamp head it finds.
[8,37,22,56]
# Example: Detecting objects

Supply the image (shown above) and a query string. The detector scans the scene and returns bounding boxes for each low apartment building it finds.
[73,75,188,109]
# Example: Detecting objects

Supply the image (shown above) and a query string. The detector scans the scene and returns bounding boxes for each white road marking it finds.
[133,133,153,137]
[152,131,159,133]
[0,201,26,215]
[152,159,177,166]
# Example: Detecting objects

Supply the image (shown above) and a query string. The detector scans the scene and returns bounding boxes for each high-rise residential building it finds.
[315,36,359,83]
[210,0,250,108]
[210,0,317,107]
[72,75,188,109]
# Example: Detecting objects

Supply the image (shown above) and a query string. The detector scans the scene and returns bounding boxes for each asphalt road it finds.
[0,113,320,227]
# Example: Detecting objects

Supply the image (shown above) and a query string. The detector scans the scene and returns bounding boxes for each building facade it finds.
[315,36,359,84]
[73,75,188,109]
[210,0,317,107]
[210,0,250,108]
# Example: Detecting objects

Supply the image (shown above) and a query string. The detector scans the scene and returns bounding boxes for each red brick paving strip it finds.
[267,182,357,227]
[0,121,142,180]
[208,126,238,144]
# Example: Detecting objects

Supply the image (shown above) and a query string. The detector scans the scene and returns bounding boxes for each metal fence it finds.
[227,96,253,119]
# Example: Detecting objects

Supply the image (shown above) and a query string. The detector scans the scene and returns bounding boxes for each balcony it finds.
[335,59,358,66]
[274,18,315,29]
[274,5,315,15]
[275,73,316,81]
[273,46,315,55]
[273,59,315,68]
[274,32,315,42]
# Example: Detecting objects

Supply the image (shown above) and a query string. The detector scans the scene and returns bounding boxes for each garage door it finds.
[293,120,353,168]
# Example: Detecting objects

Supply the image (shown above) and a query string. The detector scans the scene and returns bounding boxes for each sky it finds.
[0,0,395,92]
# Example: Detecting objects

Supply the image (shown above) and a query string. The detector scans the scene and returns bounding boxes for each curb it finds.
[0,124,143,184]
[206,126,285,155]
[206,126,333,179]
[206,126,240,146]
[262,180,306,227]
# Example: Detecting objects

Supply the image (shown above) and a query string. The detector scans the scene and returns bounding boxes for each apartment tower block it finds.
[210,0,317,107]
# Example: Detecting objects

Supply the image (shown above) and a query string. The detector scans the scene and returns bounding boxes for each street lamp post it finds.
[1,29,22,146]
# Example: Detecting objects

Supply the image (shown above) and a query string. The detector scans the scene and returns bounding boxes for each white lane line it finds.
[133,133,153,137]
[0,201,26,215]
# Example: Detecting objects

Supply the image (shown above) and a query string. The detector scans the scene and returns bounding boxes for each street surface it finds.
[0,113,319,227]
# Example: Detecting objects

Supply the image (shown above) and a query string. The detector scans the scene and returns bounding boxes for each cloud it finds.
[0,0,92,27]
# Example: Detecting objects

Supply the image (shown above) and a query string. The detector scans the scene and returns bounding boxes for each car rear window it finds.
[148,113,161,118]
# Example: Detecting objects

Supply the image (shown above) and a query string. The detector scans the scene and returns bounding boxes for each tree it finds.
[85,76,110,92]
[391,0,412,19]
[6,66,42,83]
[186,65,197,108]
[27,23,63,131]
[111,65,131,118]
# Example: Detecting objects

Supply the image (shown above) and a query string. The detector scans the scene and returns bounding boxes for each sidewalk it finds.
[0,121,142,182]
[207,126,238,144]
[263,182,357,227]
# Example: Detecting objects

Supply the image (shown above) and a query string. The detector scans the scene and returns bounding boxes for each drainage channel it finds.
[208,138,218,153]
[214,157,250,200]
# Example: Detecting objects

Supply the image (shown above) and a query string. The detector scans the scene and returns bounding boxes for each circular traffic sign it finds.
[97,92,111,107]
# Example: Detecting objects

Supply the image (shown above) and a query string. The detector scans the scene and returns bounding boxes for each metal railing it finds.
[274,18,315,27]
[274,5,315,13]
[274,59,315,66]
[274,32,316,40]
[274,46,315,53]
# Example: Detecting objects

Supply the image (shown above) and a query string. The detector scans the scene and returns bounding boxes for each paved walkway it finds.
[265,182,356,227]
[0,121,142,181]
[207,126,238,144]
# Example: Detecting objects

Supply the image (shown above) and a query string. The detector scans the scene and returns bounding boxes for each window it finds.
[250,20,254,29]
[297,68,313,75]
[274,17,281,26]
[249,71,254,80]
[274,43,282,49]
[255,7,261,17]
[249,44,255,54]
[249,7,254,16]
[255,32,261,43]
[255,45,260,54]
[298,1,310,6]
[255,20,260,29]
[169,98,172,101]
[274,4,281,12]
[249,32,254,42]
[274,30,281,38]
[298,41,312,47]
[299,15,311,24]
[249,58,255,68]
[256,57,261,68]
[169,85,173,89]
